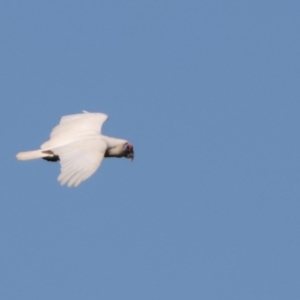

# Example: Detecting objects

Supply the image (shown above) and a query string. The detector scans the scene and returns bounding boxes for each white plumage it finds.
[16,111,134,187]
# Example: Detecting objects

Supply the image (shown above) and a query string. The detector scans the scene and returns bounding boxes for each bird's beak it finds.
[128,150,134,161]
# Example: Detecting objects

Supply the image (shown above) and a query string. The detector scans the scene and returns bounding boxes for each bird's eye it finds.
[124,143,132,151]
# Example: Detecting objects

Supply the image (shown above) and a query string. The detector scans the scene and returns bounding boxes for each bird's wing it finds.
[54,138,107,187]
[41,111,108,149]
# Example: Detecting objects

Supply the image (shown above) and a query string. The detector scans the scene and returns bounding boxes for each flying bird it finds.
[16,111,134,187]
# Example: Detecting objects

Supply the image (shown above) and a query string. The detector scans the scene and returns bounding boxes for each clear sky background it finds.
[1,1,300,299]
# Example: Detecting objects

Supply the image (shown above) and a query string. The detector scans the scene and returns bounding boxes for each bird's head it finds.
[123,143,134,160]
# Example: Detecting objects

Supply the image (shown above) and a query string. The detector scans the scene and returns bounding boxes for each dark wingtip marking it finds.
[43,155,60,162]
[41,150,60,162]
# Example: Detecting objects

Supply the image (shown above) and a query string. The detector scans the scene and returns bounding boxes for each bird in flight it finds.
[16,111,134,187]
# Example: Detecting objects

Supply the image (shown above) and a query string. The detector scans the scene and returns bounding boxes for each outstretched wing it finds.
[41,111,108,149]
[54,138,107,187]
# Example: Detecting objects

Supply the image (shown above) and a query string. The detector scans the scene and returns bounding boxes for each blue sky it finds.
[1,1,300,299]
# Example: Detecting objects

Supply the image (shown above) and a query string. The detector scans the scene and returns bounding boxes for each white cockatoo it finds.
[16,111,134,187]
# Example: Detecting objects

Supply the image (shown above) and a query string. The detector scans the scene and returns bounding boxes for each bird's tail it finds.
[16,149,48,161]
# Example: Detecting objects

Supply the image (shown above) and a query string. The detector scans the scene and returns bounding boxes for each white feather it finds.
[16,150,49,160]
[55,138,107,187]
[41,112,108,149]
[16,111,131,187]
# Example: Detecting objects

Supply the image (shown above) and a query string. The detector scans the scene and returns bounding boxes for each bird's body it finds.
[16,111,134,187]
